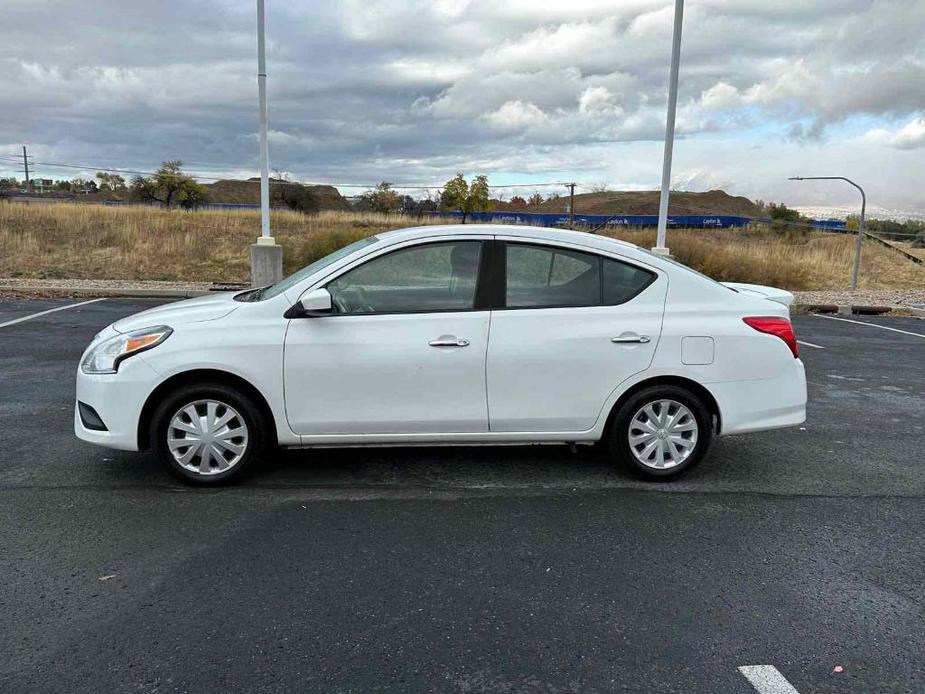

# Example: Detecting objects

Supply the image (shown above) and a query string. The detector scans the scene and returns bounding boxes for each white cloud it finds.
[578,86,624,117]
[891,117,925,149]
[482,100,549,131]
[866,115,925,150]
[0,0,923,211]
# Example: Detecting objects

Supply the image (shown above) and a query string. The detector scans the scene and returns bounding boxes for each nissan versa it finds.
[75,225,807,484]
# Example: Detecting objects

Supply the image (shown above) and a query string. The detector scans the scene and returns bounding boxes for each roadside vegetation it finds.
[1,202,924,290]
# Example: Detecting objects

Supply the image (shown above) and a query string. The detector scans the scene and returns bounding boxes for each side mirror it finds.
[285,288,333,318]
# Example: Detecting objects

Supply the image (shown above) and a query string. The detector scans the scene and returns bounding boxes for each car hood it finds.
[112,292,241,333]
[721,282,794,307]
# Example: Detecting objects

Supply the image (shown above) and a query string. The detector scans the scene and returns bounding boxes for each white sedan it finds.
[75,225,806,484]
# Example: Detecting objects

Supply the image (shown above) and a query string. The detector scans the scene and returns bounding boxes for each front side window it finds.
[327,241,482,314]
[505,243,656,309]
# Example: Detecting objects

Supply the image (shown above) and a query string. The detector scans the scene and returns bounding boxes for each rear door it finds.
[486,239,667,432]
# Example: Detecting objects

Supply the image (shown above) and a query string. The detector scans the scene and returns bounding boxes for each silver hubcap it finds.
[628,399,698,470]
[167,399,249,475]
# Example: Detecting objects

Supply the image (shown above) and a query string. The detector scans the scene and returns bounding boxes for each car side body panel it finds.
[122,300,298,447]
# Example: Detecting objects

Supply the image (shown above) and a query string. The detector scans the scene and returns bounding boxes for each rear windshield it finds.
[642,250,736,292]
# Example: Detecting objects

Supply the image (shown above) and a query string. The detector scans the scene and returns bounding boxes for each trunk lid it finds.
[721,282,794,307]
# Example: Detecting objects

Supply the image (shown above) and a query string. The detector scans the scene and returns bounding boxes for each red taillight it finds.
[743,316,799,358]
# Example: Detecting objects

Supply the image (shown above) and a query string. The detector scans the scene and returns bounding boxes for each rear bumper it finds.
[74,356,160,451]
[710,359,807,435]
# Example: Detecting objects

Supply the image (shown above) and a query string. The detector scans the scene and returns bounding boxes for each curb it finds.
[0,285,213,299]
[792,303,925,318]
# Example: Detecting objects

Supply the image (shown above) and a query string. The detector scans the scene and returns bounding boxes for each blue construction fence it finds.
[5,193,848,230]
[424,210,847,231]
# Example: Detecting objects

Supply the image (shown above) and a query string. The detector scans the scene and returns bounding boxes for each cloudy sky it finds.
[2,0,924,214]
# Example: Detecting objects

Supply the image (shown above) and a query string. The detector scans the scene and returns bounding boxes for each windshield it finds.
[258,235,380,300]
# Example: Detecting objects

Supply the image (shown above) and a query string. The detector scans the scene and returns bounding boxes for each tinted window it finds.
[505,244,600,308]
[603,258,655,304]
[327,241,481,314]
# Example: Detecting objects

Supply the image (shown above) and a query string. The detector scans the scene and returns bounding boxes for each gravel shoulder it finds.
[793,289,925,308]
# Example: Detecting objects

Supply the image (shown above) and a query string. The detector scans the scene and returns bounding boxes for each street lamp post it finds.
[250,0,283,287]
[257,0,271,242]
[788,176,866,290]
[653,0,685,256]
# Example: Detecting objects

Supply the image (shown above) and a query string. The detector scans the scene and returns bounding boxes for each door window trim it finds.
[296,236,659,317]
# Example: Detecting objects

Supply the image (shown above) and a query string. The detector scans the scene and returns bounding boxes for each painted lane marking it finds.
[814,313,925,339]
[738,665,801,694]
[0,298,106,328]
[797,340,825,349]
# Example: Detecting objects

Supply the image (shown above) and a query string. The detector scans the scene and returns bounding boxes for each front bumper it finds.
[74,355,161,451]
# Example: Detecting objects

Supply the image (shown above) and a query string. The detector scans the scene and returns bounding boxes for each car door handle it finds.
[429,336,470,347]
[611,334,651,344]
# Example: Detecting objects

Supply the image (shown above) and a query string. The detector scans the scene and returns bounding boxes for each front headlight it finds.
[80,325,172,374]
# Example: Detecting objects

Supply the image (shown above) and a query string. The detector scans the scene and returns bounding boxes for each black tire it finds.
[607,385,713,480]
[150,382,267,486]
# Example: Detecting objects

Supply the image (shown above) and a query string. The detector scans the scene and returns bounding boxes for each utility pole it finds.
[22,146,30,189]
[250,0,283,287]
[654,0,685,256]
[567,182,576,229]
[788,176,866,290]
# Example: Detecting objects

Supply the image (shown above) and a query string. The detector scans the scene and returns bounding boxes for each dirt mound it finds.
[205,179,350,211]
[495,190,762,217]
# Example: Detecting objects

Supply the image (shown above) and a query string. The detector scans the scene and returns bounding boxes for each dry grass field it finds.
[1,202,923,291]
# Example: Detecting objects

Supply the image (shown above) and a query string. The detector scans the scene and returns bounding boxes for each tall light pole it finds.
[250,0,283,287]
[257,0,271,241]
[788,176,866,290]
[653,0,685,256]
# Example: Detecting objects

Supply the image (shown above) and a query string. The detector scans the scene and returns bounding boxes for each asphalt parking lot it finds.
[1,298,924,693]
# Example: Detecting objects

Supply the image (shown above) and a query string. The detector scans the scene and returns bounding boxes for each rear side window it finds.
[504,243,655,308]
[603,258,656,304]
[506,244,600,308]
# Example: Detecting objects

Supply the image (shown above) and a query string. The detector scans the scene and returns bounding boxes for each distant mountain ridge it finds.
[495,189,763,217]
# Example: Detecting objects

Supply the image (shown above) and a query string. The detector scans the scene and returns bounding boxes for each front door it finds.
[486,240,667,432]
[284,240,490,436]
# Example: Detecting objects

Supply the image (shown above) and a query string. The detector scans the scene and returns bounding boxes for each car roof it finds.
[377,224,647,259]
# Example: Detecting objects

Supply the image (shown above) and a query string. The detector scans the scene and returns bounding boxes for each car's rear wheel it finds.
[608,385,712,479]
[151,383,265,485]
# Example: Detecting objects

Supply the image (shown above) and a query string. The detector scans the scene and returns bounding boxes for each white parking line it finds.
[0,298,106,328]
[738,665,801,694]
[814,313,925,339]
[797,340,825,349]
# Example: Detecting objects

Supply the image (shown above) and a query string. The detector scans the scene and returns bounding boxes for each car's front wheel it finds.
[151,383,265,485]
[608,385,713,479]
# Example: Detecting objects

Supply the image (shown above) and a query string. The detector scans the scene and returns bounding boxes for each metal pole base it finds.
[250,240,283,287]
[650,246,672,257]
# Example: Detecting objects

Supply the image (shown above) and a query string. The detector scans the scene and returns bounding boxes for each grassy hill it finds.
[3,204,925,291]
[205,179,350,211]
[496,190,763,217]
